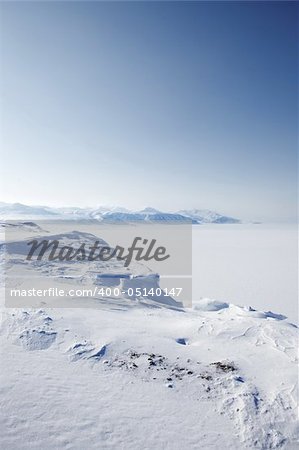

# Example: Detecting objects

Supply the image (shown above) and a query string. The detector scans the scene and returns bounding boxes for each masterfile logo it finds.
[4,220,192,308]
[25,236,170,266]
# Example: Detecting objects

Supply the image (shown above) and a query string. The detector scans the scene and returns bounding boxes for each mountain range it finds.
[0,202,240,224]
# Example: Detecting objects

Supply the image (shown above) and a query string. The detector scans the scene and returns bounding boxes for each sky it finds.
[0,1,297,222]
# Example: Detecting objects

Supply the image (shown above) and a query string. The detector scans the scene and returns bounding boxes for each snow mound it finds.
[193,298,229,311]
[19,329,57,350]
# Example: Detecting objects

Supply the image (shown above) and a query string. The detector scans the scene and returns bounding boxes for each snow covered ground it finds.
[0,300,298,449]
[0,221,298,449]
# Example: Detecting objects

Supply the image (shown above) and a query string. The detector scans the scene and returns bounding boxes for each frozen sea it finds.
[192,223,298,324]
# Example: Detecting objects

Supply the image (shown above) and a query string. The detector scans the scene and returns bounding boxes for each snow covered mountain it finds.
[0,202,58,217]
[100,207,191,224]
[178,209,241,224]
[0,202,240,224]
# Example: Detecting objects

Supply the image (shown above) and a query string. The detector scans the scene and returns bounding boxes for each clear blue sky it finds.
[1,1,297,221]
